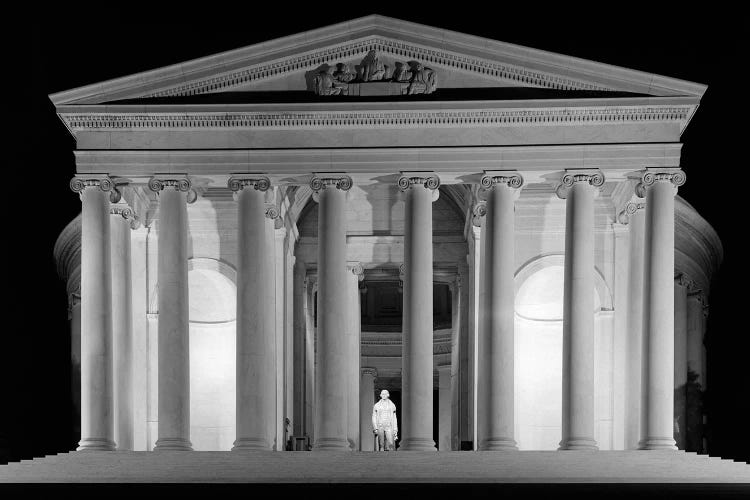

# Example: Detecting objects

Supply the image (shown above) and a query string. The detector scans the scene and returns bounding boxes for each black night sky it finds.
[12,7,748,473]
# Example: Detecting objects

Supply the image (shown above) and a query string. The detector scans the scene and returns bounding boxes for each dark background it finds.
[9,8,746,468]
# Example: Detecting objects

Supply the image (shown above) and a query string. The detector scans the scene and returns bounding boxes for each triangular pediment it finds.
[50,15,706,106]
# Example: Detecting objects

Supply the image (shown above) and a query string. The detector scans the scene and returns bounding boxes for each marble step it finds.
[2,451,749,483]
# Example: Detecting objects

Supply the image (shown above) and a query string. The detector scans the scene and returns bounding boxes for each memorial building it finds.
[8,14,746,483]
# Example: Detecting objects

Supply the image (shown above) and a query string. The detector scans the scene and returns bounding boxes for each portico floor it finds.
[1,450,748,483]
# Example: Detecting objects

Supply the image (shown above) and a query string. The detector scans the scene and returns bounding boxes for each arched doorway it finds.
[513,254,613,450]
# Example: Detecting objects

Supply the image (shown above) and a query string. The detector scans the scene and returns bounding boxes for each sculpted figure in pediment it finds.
[333,63,356,83]
[406,62,437,95]
[360,50,389,82]
[313,66,349,96]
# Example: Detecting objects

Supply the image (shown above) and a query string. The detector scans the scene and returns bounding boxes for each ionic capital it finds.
[555,170,605,199]
[70,176,124,202]
[110,204,142,230]
[675,273,700,292]
[265,203,279,220]
[347,262,365,281]
[228,175,271,193]
[471,202,487,227]
[310,174,353,193]
[480,171,524,191]
[635,169,685,198]
[617,201,646,224]
[148,176,198,204]
[361,367,378,379]
[397,172,440,191]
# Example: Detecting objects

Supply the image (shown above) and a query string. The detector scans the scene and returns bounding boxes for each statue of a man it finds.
[372,389,398,451]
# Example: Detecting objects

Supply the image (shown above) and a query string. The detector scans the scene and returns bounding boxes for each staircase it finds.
[1,450,748,483]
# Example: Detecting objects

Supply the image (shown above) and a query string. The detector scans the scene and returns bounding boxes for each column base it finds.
[398,437,437,451]
[154,437,193,451]
[77,438,116,451]
[558,438,599,450]
[232,438,271,451]
[638,437,678,450]
[312,437,351,451]
[479,437,518,451]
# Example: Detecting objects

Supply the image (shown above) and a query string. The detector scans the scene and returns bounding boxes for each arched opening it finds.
[187,258,237,450]
[514,254,613,450]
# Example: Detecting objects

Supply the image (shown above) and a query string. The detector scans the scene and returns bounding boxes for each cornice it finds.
[49,15,706,106]
[58,100,694,133]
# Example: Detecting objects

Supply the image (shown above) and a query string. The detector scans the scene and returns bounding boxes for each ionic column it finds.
[360,368,377,451]
[638,169,685,450]
[70,176,116,451]
[686,290,706,452]
[149,177,196,451]
[398,173,440,452]
[346,262,364,451]
[556,170,605,451]
[311,174,353,451]
[673,275,690,450]
[110,203,138,451]
[476,172,523,451]
[229,176,277,451]
[438,363,452,451]
[620,201,646,449]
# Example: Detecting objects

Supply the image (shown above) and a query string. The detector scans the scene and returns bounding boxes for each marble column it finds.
[69,292,82,445]
[638,169,685,450]
[398,173,439,451]
[346,262,364,451]
[438,363,452,451]
[686,290,706,453]
[556,171,604,451]
[673,275,689,450]
[229,176,277,451]
[70,177,116,451]
[449,277,462,451]
[360,368,377,451]
[111,204,136,451]
[623,202,645,449]
[149,177,195,451]
[304,276,317,442]
[477,172,522,451]
[312,175,352,451]
[292,260,307,438]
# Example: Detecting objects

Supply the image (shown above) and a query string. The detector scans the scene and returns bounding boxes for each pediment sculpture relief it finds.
[311,50,437,96]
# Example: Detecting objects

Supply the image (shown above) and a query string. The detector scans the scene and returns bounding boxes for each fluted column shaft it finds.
[346,263,363,451]
[558,172,603,450]
[73,178,115,451]
[673,277,689,450]
[360,368,377,451]
[625,205,646,449]
[313,176,352,451]
[685,291,705,452]
[639,170,685,450]
[152,180,193,451]
[399,174,439,451]
[231,178,276,450]
[438,364,451,451]
[111,207,134,451]
[477,174,521,451]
